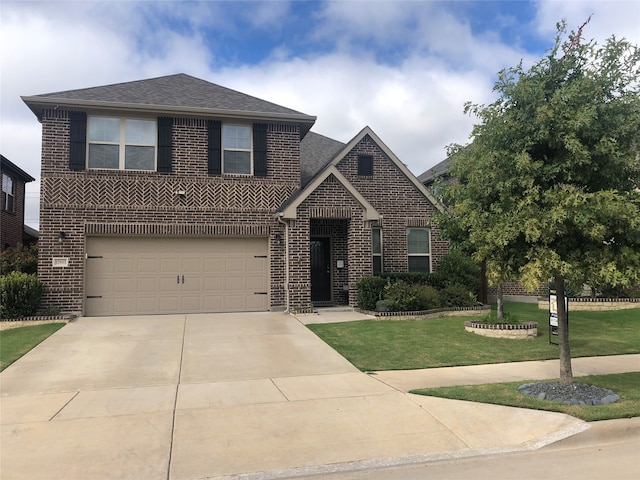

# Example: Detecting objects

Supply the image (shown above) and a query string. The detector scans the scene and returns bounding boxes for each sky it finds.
[1,1,639,230]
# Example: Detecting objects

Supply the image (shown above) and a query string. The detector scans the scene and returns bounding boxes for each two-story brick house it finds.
[22,74,446,316]
[1,155,36,251]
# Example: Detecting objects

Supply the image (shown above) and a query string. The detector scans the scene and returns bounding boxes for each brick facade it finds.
[1,156,34,250]
[33,81,446,316]
[38,110,295,314]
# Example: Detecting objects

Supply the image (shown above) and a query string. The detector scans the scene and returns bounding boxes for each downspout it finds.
[277,213,290,314]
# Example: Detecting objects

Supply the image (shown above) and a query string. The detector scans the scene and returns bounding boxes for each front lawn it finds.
[307,303,640,371]
[0,323,65,371]
[412,372,640,422]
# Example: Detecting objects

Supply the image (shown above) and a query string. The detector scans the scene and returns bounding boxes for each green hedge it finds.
[0,272,43,318]
[356,276,387,310]
[356,252,480,312]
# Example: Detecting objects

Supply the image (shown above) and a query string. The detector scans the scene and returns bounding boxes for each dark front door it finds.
[311,237,331,303]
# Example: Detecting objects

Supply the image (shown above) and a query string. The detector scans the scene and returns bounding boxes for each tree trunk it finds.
[496,282,504,320]
[555,276,573,385]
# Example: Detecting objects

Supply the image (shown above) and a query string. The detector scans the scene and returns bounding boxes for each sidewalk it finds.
[371,354,640,391]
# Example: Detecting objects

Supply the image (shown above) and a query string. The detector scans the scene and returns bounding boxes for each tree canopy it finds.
[440,19,640,383]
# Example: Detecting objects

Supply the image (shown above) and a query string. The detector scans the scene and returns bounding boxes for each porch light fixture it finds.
[274,233,282,245]
[58,231,67,243]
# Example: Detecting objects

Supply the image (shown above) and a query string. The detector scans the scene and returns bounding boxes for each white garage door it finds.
[85,237,268,316]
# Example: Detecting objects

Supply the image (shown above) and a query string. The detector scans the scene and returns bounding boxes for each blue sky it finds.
[1,0,639,229]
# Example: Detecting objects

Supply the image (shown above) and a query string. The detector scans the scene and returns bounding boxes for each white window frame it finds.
[222,124,253,175]
[406,227,431,273]
[87,116,157,171]
[2,173,14,213]
[372,227,383,275]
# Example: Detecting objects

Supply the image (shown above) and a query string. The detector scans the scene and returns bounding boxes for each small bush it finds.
[1,243,38,275]
[415,285,441,310]
[357,276,387,311]
[375,299,394,312]
[0,272,43,318]
[440,284,476,308]
[384,281,419,311]
[434,252,480,294]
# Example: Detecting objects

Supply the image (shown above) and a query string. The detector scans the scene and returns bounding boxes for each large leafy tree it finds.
[442,19,640,384]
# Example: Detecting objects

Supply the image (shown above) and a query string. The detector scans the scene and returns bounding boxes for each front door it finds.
[310,237,331,303]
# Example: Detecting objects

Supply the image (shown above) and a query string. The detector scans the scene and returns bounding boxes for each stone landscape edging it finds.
[465,320,538,339]
[357,304,491,320]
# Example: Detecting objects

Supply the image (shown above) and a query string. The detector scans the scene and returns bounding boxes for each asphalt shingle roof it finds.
[22,74,316,135]
[299,131,345,186]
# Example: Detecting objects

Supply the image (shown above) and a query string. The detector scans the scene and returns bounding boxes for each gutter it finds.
[277,213,290,314]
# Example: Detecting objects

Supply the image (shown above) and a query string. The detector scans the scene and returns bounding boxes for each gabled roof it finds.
[22,73,317,136]
[418,155,453,185]
[0,155,35,182]
[278,165,380,221]
[300,131,345,186]
[278,126,444,219]
[330,126,444,212]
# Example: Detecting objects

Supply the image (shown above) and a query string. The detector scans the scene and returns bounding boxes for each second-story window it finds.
[88,117,156,171]
[222,125,252,175]
[1,173,14,212]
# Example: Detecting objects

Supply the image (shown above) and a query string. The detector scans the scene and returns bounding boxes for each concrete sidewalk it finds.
[372,354,640,391]
[0,312,636,480]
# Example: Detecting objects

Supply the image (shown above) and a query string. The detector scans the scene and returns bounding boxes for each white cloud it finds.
[535,0,640,45]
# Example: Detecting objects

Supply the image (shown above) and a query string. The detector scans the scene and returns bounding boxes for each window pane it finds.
[223,125,251,149]
[2,174,12,193]
[89,117,120,142]
[407,228,430,254]
[125,119,155,144]
[373,256,382,275]
[408,256,431,273]
[125,146,155,170]
[88,144,119,169]
[224,151,251,174]
[372,228,381,254]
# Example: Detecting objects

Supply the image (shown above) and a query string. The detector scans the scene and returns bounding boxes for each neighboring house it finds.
[1,155,37,250]
[22,73,447,316]
[419,156,544,303]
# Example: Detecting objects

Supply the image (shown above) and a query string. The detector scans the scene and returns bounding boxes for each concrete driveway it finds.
[1,313,586,479]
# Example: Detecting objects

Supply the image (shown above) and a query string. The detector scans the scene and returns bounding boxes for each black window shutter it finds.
[253,123,268,177]
[208,120,222,175]
[157,117,173,173]
[69,112,87,171]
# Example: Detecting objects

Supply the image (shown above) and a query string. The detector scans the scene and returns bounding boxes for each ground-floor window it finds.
[372,227,382,274]
[407,227,431,272]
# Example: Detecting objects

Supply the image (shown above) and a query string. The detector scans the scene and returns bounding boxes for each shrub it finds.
[383,272,431,285]
[434,251,480,294]
[0,243,38,275]
[0,272,43,318]
[440,284,476,308]
[375,299,394,312]
[384,281,419,311]
[357,276,387,311]
[415,285,441,310]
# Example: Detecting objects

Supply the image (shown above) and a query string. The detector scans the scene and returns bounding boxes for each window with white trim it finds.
[372,227,382,275]
[222,125,252,174]
[407,228,431,273]
[88,117,156,171]
[1,173,14,212]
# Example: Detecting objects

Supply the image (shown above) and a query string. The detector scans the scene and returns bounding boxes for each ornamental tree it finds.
[441,19,640,384]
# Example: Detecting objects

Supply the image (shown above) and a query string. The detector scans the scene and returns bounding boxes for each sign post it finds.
[549,289,568,345]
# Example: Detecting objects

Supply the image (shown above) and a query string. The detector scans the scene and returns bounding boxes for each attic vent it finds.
[358,155,373,176]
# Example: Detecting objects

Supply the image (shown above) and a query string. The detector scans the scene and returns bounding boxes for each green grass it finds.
[307,303,640,371]
[0,323,65,371]
[411,372,640,422]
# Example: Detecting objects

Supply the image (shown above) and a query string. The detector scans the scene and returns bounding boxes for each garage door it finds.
[85,237,268,316]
